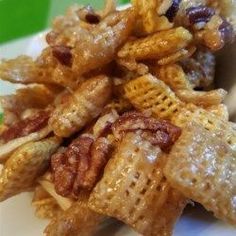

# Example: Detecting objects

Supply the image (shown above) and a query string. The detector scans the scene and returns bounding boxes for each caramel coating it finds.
[49,75,112,137]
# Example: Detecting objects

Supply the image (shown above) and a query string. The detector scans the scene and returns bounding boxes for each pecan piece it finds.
[51,135,111,199]
[112,111,181,152]
[186,6,215,25]
[219,18,234,45]
[52,46,72,67]
[165,0,182,22]
[0,110,50,143]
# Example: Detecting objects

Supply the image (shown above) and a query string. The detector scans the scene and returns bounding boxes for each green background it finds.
[0,0,129,44]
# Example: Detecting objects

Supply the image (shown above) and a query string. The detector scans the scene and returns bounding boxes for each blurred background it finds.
[0,0,129,44]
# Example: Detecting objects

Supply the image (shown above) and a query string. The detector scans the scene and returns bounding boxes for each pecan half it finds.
[219,19,234,45]
[186,6,215,25]
[52,46,72,67]
[181,48,215,89]
[51,135,111,199]
[112,111,181,152]
[165,0,182,22]
[77,5,101,24]
[0,110,50,143]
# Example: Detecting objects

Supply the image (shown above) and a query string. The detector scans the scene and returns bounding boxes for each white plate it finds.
[0,19,236,236]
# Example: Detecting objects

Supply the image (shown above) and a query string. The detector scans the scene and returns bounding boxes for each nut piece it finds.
[51,135,111,198]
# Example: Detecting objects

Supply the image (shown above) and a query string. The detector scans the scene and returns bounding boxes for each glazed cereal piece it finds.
[0,137,60,201]
[118,27,192,60]
[153,63,193,91]
[0,50,77,89]
[164,122,236,225]
[175,89,227,107]
[124,74,182,120]
[49,75,112,137]
[157,46,196,66]
[45,191,104,236]
[32,186,62,219]
[89,132,187,236]
[173,104,236,151]
[39,177,73,211]
[0,85,60,124]
[0,126,52,163]
[207,104,229,121]
[72,9,136,76]
[0,56,41,85]
[131,0,173,35]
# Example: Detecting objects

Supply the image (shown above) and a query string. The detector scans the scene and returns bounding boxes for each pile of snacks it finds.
[0,0,236,235]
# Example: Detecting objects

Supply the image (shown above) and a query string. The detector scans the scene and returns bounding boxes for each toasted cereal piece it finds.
[33,198,61,219]
[207,104,229,121]
[124,74,182,120]
[175,89,227,107]
[153,64,193,91]
[32,186,62,219]
[0,85,60,120]
[158,46,196,66]
[49,75,112,137]
[118,27,192,60]
[0,56,40,84]
[116,57,149,75]
[131,0,173,34]
[72,9,136,76]
[173,104,236,151]
[0,125,7,136]
[164,122,236,225]
[0,126,52,163]
[89,132,187,236]
[0,51,77,88]
[45,191,104,236]
[0,137,60,201]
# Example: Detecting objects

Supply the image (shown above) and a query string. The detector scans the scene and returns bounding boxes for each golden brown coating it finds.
[105,97,133,114]
[0,110,50,144]
[49,75,112,137]
[0,56,40,84]
[45,191,104,236]
[131,0,173,35]
[32,186,62,219]
[0,50,77,88]
[39,177,73,211]
[118,27,192,60]
[0,137,60,201]
[124,74,182,120]
[153,63,193,91]
[0,126,52,163]
[164,122,236,225]
[72,9,136,76]
[0,85,60,125]
[175,89,227,107]
[157,46,196,66]
[89,132,187,236]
